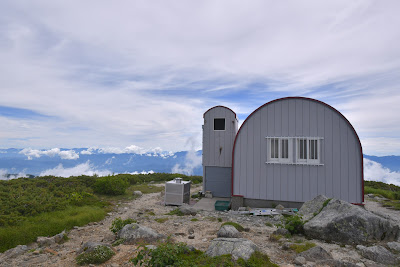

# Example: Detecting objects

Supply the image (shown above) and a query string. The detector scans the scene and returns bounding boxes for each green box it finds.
[215,200,230,211]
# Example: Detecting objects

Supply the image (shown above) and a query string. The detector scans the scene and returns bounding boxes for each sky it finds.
[1,1,400,156]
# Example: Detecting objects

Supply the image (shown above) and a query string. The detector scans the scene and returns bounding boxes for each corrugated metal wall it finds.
[203,107,237,167]
[233,98,363,203]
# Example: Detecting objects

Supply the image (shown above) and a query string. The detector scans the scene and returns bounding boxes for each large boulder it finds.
[387,241,400,253]
[117,223,165,244]
[356,245,399,265]
[303,198,400,244]
[205,238,258,261]
[217,225,242,238]
[298,195,330,221]
[298,246,333,262]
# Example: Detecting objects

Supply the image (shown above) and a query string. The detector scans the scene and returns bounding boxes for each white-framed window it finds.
[296,137,320,164]
[266,137,292,163]
[266,137,322,165]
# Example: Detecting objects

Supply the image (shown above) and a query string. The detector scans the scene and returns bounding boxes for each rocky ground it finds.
[1,185,400,267]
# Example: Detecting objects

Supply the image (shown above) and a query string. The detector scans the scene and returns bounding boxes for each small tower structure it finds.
[202,106,238,197]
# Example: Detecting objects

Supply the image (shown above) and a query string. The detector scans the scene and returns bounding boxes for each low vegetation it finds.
[166,208,185,216]
[131,240,278,267]
[0,173,201,252]
[110,217,137,234]
[76,245,115,265]
[221,222,245,232]
[289,242,316,253]
[278,215,304,235]
[365,181,400,210]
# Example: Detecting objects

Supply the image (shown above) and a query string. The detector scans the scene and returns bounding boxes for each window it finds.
[266,137,322,165]
[296,138,320,164]
[214,118,225,131]
[267,137,291,163]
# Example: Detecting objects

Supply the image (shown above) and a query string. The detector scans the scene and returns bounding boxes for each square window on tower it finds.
[214,118,225,131]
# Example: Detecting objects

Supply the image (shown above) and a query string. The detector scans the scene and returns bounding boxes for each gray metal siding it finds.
[233,98,363,204]
[204,166,232,197]
[203,107,237,167]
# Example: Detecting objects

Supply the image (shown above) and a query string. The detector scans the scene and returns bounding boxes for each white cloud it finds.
[99,145,174,158]
[39,161,112,177]
[0,1,400,155]
[0,169,27,180]
[19,148,79,160]
[364,158,400,186]
[172,136,202,175]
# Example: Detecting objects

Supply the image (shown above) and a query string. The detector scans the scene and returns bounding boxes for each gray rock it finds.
[77,242,111,255]
[133,191,143,197]
[1,245,28,259]
[298,195,330,221]
[25,254,49,265]
[205,238,258,261]
[294,256,306,265]
[273,228,290,236]
[179,205,197,216]
[37,236,55,247]
[387,241,400,252]
[317,259,359,267]
[117,223,164,244]
[217,225,242,238]
[298,246,333,262]
[275,204,285,210]
[303,198,400,244]
[356,245,398,265]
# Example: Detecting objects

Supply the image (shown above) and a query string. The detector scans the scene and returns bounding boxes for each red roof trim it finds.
[203,106,237,118]
[231,96,364,204]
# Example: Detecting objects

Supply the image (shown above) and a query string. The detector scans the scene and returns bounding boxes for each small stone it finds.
[188,228,194,235]
[44,248,58,255]
[173,223,180,227]
[275,204,285,210]
[294,256,306,265]
[202,238,208,242]
[188,235,195,239]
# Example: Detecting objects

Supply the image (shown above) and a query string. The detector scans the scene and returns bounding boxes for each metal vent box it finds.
[164,178,191,206]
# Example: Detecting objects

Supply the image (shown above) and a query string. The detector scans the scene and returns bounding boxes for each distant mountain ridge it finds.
[0,148,202,178]
[1,148,399,179]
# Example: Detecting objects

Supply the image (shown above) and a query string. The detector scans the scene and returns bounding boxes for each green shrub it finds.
[93,176,129,195]
[265,222,273,227]
[110,217,136,234]
[221,222,245,232]
[281,215,304,235]
[237,251,279,267]
[76,245,115,265]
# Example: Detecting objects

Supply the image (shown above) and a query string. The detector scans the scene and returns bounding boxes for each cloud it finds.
[98,145,174,158]
[172,136,202,175]
[0,169,27,180]
[364,158,400,186]
[19,148,79,160]
[39,161,112,177]
[1,1,400,155]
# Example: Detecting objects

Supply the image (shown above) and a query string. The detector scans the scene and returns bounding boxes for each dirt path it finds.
[2,190,400,266]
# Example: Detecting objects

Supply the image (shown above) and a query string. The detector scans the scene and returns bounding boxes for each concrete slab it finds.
[192,197,231,211]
